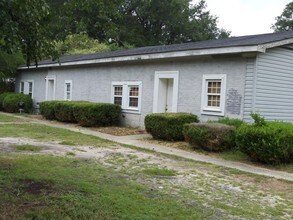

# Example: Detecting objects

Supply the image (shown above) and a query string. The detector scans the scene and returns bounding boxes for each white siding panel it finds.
[254,47,293,122]
[243,58,255,122]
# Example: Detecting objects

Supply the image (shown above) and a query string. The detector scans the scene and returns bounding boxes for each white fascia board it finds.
[18,45,260,70]
[257,38,293,52]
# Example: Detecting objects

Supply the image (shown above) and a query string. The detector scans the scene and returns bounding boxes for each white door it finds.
[153,71,179,113]
[46,77,56,100]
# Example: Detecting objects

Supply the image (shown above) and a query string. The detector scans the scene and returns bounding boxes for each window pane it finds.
[207,81,221,94]
[29,82,33,92]
[207,95,220,107]
[114,86,123,96]
[66,92,70,100]
[20,82,24,93]
[66,83,71,92]
[129,97,138,107]
[114,97,122,105]
[129,86,139,97]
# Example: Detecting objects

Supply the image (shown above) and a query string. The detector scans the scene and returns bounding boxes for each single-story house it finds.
[16,31,293,128]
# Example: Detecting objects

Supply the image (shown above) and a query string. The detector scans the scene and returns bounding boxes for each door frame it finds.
[45,75,56,100]
[153,71,179,113]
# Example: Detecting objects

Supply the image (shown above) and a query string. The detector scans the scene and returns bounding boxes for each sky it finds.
[193,0,292,36]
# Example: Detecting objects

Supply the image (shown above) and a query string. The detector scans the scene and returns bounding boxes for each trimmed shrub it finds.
[183,123,235,152]
[73,103,121,127]
[39,101,61,120]
[54,101,89,122]
[40,101,121,126]
[214,117,245,129]
[236,121,293,164]
[144,113,199,141]
[0,92,14,110]
[2,93,33,113]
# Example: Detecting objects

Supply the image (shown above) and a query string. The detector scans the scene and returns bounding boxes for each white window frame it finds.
[64,80,73,101]
[111,81,142,114]
[153,71,179,113]
[201,74,226,116]
[19,80,34,98]
[27,80,34,99]
[45,75,56,101]
[20,81,25,94]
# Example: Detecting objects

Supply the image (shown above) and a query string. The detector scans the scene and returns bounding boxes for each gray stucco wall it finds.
[16,56,247,128]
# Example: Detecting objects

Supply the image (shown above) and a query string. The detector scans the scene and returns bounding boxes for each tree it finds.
[46,0,229,47]
[46,0,124,42]
[116,0,230,46]
[55,34,112,55]
[0,0,56,65]
[272,2,293,32]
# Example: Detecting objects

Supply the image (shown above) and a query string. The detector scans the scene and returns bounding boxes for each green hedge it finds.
[2,93,33,113]
[144,113,199,141]
[39,101,61,120]
[236,121,293,164]
[54,101,89,123]
[0,92,14,110]
[40,101,121,127]
[73,103,121,127]
[183,123,235,152]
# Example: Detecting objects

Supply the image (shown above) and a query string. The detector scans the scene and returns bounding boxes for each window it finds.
[201,74,226,116]
[128,86,139,108]
[113,86,123,105]
[20,81,33,98]
[28,82,33,98]
[112,82,142,113]
[64,80,72,101]
[20,82,24,94]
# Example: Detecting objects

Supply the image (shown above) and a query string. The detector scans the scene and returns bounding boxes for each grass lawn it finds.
[0,154,207,219]
[0,113,19,122]
[0,123,113,148]
[0,112,292,219]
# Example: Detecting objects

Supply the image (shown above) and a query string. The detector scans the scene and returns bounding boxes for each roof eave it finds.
[257,38,293,52]
[18,45,263,70]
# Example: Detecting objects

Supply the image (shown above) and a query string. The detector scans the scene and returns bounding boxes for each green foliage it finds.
[250,113,266,127]
[0,92,14,110]
[145,113,199,141]
[39,101,61,120]
[117,0,230,47]
[0,51,24,80]
[40,101,121,127]
[183,123,235,152]
[54,101,89,122]
[55,34,112,55]
[0,0,56,65]
[72,103,121,127]
[2,93,33,113]
[47,0,230,48]
[236,121,293,165]
[272,2,293,32]
[210,117,245,129]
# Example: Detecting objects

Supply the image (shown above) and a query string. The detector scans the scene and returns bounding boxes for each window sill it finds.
[122,109,141,115]
[201,108,224,116]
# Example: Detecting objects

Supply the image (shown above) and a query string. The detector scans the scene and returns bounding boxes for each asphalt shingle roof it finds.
[38,31,293,66]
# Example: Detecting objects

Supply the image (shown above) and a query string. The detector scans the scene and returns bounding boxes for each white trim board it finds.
[153,71,179,113]
[45,75,56,101]
[19,45,264,70]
